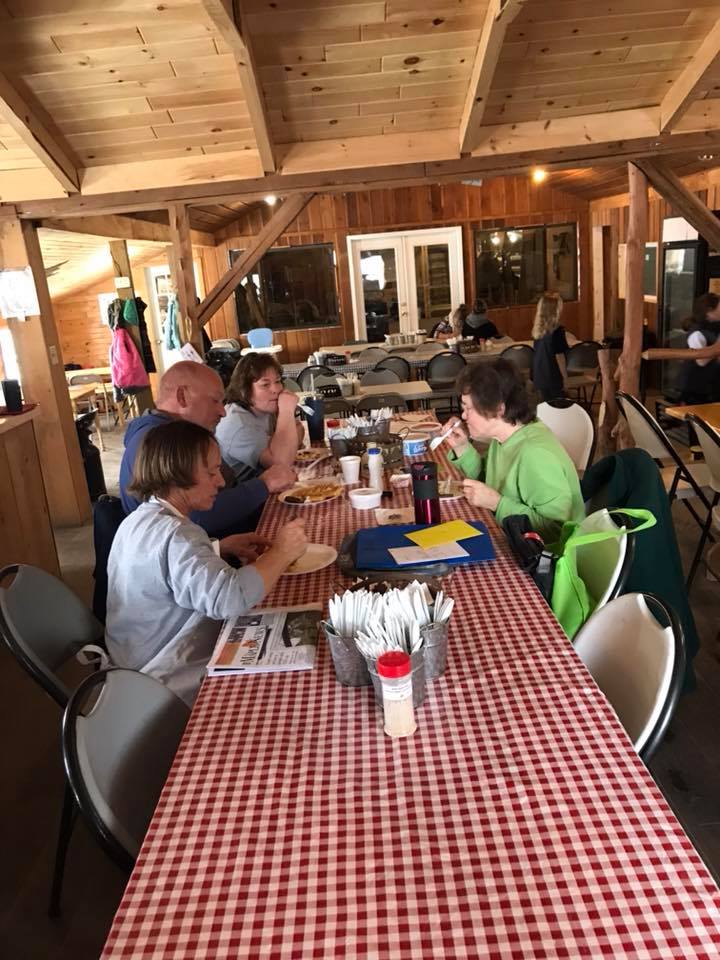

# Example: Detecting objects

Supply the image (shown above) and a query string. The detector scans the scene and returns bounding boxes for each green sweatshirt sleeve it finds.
[494,451,577,542]
[447,443,486,479]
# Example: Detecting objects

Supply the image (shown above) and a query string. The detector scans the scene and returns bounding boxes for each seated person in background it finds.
[119,361,296,539]
[463,298,500,341]
[450,303,469,338]
[446,358,584,542]
[107,420,308,704]
[215,353,303,480]
[430,314,454,340]
[679,292,720,403]
[532,292,569,402]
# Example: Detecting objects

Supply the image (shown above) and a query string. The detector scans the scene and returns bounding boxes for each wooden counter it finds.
[0,407,59,576]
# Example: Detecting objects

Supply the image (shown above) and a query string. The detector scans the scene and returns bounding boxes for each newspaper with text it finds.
[207,604,323,676]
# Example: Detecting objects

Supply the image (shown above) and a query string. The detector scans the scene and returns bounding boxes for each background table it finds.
[102,447,720,959]
[665,402,720,431]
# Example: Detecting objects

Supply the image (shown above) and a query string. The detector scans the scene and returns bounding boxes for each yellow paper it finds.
[405,519,481,549]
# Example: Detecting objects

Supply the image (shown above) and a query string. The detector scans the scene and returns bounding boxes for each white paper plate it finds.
[278,480,344,506]
[284,543,338,576]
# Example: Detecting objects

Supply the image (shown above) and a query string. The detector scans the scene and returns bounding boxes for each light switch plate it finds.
[48,345,58,364]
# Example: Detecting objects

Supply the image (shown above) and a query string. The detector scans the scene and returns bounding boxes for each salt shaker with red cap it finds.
[377,651,417,738]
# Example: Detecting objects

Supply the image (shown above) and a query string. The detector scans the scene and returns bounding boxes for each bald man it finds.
[119,361,296,537]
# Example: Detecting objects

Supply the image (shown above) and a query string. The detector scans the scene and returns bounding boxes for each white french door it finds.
[347,226,464,340]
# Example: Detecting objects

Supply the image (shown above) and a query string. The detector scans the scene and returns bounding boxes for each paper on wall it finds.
[0,267,40,321]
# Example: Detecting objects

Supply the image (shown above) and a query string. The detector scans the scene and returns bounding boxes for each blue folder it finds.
[354,521,495,570]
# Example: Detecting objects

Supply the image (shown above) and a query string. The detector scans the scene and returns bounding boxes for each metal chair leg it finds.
[48,782,78,919]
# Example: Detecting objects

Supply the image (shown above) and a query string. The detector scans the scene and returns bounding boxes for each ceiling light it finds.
[531,168,547,184]
[264,194,278,205]
[698,154,715,161]
[490,233,501,246]
[507,230,520,244]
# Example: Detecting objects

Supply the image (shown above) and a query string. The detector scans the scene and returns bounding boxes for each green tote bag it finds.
[548,508,656,639]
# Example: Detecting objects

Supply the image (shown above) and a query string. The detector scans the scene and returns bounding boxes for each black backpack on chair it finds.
[92,495,126,624]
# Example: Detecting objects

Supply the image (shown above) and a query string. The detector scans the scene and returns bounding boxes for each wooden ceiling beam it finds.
[459,0,525,155]
[660,17,720,132]
[633,157,720,250]
[10,110,720,220]
[201,0,275,174]
[38,213,214,247]
[0,74,80,194]
[195,193,313,328]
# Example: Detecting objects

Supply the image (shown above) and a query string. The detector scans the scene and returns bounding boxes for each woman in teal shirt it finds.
[446,359,584,542]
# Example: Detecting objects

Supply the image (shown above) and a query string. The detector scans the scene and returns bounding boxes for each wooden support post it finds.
[0,218,91,526]
[620,163,647,400]
[108,240,154,415]
[167,203,202,354]
[591,225,605,341]
[195,193,314,329]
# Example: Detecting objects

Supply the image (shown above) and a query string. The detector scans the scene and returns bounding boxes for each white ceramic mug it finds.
[339,455,361,484]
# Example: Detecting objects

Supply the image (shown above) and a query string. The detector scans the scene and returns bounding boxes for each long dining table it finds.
[101,441,720,959]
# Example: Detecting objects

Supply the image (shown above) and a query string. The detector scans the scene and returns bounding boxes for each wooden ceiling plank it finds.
[201,0,275,173]
[660,17,720,131]
[0,73,80,193]
[634,157,720,249]
[195,192,314,327]
[459,0,524,155]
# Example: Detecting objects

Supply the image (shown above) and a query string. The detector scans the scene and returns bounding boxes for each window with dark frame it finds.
[229,244,340,333]
[474,223,578,306]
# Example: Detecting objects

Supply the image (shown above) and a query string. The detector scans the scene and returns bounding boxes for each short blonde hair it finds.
[532,292,563,340]
[128,420,217,501]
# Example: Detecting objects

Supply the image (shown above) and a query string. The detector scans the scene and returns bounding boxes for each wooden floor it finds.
[1,425,719,958]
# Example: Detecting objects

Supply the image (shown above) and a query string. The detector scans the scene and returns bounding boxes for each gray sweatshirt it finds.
[105,499,265,704]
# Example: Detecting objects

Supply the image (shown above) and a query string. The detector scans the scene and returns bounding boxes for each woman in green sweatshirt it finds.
[446,358,585,542]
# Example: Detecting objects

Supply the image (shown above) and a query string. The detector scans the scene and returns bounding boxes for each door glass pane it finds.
[414,243,451,327]
[360,248,399,340]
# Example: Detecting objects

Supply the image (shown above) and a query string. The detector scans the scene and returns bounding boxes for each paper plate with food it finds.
[284,543,338,575]
[438,478,464,499]
[278,479,344,506]
[294,448,331,464]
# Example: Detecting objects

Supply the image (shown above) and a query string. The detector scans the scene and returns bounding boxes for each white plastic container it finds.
[349,487,382,509]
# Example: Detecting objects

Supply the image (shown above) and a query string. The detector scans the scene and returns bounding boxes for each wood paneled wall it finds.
[590,168,720,334]
[207,178,592,363]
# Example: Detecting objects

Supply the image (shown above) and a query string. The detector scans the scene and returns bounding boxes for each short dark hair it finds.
[472,298,488,314]
[226,352,282,408]
[127,420,217,502]
[456,358,535,425]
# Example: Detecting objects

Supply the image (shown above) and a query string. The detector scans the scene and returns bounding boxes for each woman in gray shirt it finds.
[215,353,303,480]
[106,420,307,704]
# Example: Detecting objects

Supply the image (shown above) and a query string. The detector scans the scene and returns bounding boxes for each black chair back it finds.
[296,365,334,390]
[375,356,411,381]
[426,352,466,384]
[500,344,534,373]
[566,340,601,372]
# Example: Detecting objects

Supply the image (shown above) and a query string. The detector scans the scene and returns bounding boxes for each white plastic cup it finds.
[339,455,361,484]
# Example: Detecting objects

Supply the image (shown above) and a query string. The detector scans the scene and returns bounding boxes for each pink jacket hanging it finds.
[111,328,149,389]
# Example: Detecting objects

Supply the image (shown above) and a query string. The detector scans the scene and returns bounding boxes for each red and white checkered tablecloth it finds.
[102,446,720,959]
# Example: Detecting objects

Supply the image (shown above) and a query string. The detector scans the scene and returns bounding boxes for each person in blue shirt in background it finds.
[119,361,296,538]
